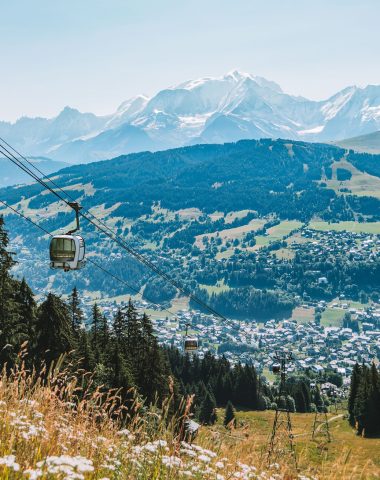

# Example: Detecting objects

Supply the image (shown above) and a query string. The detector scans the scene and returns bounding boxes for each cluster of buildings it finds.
[296,228,380,263]
[151,305,380,384]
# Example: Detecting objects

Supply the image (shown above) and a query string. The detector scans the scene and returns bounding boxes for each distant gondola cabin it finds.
[272,363,281,374]
[184,336,199,353]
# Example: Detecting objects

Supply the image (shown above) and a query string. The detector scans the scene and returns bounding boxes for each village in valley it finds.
[9,220,380,393]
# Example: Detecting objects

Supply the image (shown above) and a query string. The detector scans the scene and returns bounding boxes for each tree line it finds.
[348,363,380,437]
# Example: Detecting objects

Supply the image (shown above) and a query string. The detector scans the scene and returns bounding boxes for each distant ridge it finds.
[335,130,380,154]
[1,71,379,164]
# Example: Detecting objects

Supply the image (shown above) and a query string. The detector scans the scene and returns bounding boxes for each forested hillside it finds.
[1,139,380,319]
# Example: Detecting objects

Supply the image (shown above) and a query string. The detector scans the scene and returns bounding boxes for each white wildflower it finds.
[180,448,197,457]
[162,455,182,468]
[36,455,94,477]
[197,454,211,463]
[153,439,167,448]
[23,468,43,479]
[22,399,38,407]
[0,454,20,471]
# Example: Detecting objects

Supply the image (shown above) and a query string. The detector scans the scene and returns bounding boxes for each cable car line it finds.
[0,139,227,321]
[0,198,180,320]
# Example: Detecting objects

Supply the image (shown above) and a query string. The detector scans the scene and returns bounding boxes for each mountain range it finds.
[1,70,380,165]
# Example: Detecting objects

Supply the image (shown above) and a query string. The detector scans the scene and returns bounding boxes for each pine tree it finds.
[90,303,101,361]
[224,400,236,428]
[348,363,361,426]
[0,216,18,365]
[36,293,76,364]
[137,313,157,400]
[77,329,95,372]
[110,343,134,396]
[126,299,141,359]
[294,387,307,413]
[141,341,169,404]
[15,278,37,343]
[354,363,380,437]
[113,308,128,342]
[99,314,109,349]
[69,287,84,334]
[354,366,371,436]
[367,362,380,436]
[199,390,217,425]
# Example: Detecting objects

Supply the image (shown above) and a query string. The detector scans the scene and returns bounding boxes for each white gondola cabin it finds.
[50,234,85,271]
[272,363,281,374]
[49,202,85,272]
[184,336,199,353]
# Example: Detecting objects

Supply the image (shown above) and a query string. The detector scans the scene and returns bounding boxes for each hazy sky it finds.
[1,0,379,122]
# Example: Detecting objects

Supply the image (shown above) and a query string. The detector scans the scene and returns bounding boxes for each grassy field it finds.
[200,409,380,478]
[291,306,315,324]
[195,218,266,249]
[253,220,303,250]
[321,308,345,327]
[310,221,380,234]
[198,279,230,295]
[323,159,380,199]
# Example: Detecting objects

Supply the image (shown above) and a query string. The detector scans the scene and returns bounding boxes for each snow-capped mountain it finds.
[1,70,379,164]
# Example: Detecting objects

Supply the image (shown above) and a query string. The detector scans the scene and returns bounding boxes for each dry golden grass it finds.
[0,351,379,479]
[199,409,380,480]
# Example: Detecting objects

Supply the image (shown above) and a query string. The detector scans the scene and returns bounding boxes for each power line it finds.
[0,139,226,320]
[0,198,179,319]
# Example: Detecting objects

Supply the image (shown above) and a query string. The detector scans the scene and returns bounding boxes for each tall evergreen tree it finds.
[0,216,18,365]
[69,287,84,334]
[224,400,236,428]
[126,299,141,360]
[99,313,109,349]
[113,308,128,345]
[353,364,380,437]
[348,363,362,426]
[36,293,76,364]
[199,390,217,425]
[90,303,101,361]
[15,278,37,343]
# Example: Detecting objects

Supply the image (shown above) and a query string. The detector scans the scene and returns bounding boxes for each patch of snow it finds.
[298,125,325,135]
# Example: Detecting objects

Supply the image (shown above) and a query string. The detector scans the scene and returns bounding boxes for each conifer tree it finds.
[16,278,37,344]
[36,293,76,364]
[0,216,18,365]
[69,287,84,334]
[354,366,371,436]
[90,303,101,361]
[353,363,380,437]
[199,390,217,425]
[77,329,95,372]
[348,363,361,426]
[367,362,380,435]
[224,400,236,428]
[126,299,141,360]
[113,308,127,342]
[99,314,109,349]
[110,342,134,396]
